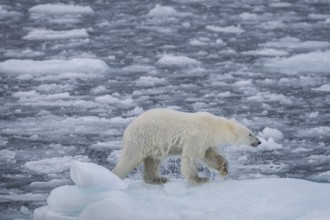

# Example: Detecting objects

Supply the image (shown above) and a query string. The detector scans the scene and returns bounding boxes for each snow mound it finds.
[29,4,94,15]
[157,54,200,67]
[0,58,109,76]
[34,161,330,220]
[23,28,88,40]
[264,50,330,74]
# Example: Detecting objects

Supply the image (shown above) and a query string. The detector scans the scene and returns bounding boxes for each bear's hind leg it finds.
[143,157,167,184]
[181,156,208,185]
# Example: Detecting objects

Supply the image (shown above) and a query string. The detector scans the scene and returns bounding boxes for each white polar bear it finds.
[112,108,260,184]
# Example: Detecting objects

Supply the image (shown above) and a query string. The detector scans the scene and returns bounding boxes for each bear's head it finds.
[229,120,261,147]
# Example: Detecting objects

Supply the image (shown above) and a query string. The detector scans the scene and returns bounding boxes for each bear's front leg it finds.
[204,148,228,176]
[181,156,208,185]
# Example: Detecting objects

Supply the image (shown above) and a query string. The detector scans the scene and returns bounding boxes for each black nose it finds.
[252,141,261,147]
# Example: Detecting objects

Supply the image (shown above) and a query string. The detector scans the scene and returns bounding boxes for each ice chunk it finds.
[298,126,330,137]
[29,4,94,15]
[0,58,109,76]
[269,2,292,7]
[239,12,258,20]
[258,127,283,141]
[308,171,330,182]
[157,54,200,67]
[206,25,244,34]
[46,185,111,215]
[260,37,330,50]
[242,48,288,56]
[0,149,16,162]
[95,94,134,108]
[0,5,21,19]
[312,84,330,92]
[258,137,282,151]
[247,92,292,104]
[25,156,89,174]
[136,76,167,87]
[147,4,183,17]
[70,161,127,190]
[0,193,47,202]
[265,50,330,74]
[23,28,88,40]
[29,179,70,189]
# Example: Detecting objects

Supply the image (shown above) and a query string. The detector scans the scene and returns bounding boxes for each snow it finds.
[0,58,109,76]
[23,29,89,40]
[265,50,330,74]
[29,4,94,15]
[34,161,330,220]
[206,25,244,34]
[157,54,200,67]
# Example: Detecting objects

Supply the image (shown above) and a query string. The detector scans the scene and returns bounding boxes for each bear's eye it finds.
[248,133,252,137]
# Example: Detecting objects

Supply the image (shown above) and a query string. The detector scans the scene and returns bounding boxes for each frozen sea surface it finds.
[0,0,330,219]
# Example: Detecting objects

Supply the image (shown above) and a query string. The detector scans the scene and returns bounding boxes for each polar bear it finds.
[112,108,260,184]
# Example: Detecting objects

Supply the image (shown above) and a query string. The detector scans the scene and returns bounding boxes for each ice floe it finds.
[157,54,200,67]
[29,4,94,15]
[0,58,109,76]
[206,25,244,34]
[147,4,184,17]
[312,84,330,92]
[264,50,330,74]
[23,29,89,40]
[33,161,330,220]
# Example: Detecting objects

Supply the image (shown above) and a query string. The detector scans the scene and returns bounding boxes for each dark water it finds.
[0,0,330,219]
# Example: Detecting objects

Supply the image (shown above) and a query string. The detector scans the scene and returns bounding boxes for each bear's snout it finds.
[251,139,261,147]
